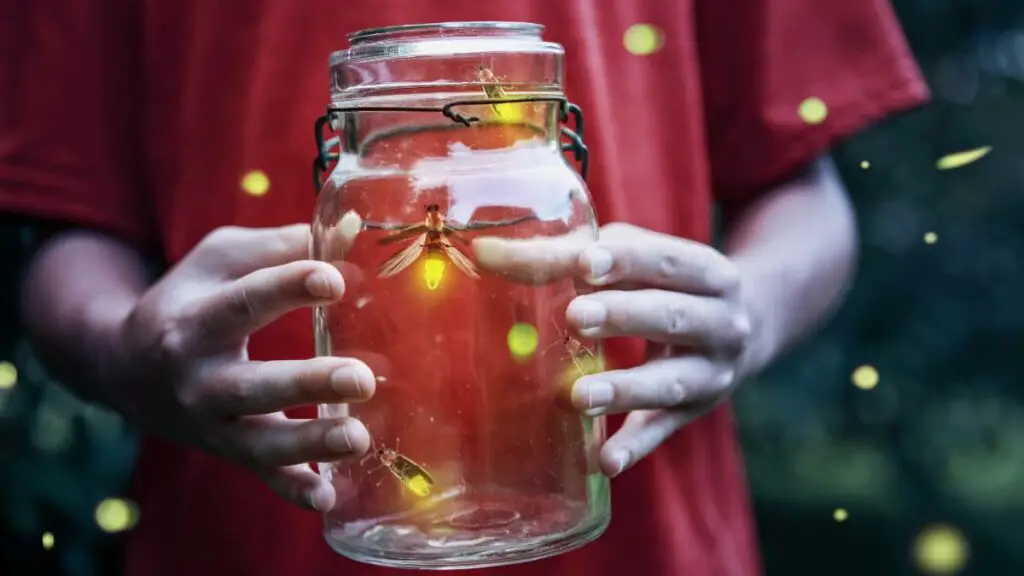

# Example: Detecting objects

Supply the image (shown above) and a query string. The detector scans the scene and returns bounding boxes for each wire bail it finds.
[312,97,589,192]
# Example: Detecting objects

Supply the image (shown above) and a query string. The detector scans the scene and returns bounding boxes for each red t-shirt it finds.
[1,1,928,575]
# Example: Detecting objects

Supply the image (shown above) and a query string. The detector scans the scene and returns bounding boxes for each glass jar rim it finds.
[330,21,562,66]
[348,21,544,44]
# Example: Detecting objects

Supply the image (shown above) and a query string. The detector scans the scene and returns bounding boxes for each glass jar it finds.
[310,21,608,570]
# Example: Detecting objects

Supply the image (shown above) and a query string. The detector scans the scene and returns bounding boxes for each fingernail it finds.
[583,248,614,283]
[567,298,607,329]
[309,484,333,512]
[733,313,752,336]
[612,451,630,476]
[325,422,355,453]
[579,381,613,416]
[305,271,334,299]
[332,364,375,398]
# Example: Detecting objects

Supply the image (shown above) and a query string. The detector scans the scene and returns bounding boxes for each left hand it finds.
[475,223,754,477]
[565,223,753,477]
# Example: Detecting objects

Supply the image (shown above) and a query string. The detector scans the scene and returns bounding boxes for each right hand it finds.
[112,224,374,512]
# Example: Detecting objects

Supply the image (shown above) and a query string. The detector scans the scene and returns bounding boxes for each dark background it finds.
[2,0,1024,574]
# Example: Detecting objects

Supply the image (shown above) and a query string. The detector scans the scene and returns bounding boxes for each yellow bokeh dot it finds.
[240,170,270,197]
[0,361,16,390]
[860,160,871,169]
[798,97,829,125]
[833,508,848,522]
[913,524,968,575]
[623,24,664,56]
[507,323,540,360]
[95,498,140,533]
[936,146,991,170]
[851,365,879,390]
[924,232,938,244]
[41,532,54,550]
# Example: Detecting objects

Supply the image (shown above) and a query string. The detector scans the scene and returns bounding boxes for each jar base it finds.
[324,490,610,570]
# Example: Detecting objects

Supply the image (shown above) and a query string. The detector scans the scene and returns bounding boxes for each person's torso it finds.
[126,1,761,574]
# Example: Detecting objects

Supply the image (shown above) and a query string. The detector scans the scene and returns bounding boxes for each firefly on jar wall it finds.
[361,204,536,289]
[362,439,435,498]
[477,65,524,123]
[543,320,605,381]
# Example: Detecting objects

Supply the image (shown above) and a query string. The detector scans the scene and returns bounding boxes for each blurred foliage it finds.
[736,1,1024,574]
[3,1,1024,574]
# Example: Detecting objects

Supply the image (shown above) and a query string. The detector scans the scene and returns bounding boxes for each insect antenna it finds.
[541,317,574,357]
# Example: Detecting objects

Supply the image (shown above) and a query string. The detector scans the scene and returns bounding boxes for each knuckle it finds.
[731,312,753,340]
[656,251,686,281]
[225,282,261,324]
[218,369,254,413]
[717,311,751,356]
[663,303,691,336]
[656,377,687,406]
[600,222,639,238]
[202,226,246,249]
[172,373,213,414]
[154,320,191,365]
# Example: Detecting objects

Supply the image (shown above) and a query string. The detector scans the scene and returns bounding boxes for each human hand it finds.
[474,223,752,477]
[113,225,375,511]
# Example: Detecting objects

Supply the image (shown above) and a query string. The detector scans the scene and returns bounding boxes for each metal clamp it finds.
[312,97,590,192]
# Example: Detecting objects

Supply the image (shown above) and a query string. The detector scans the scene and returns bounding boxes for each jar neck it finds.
[343,104,564,171]
[324,22,570,173]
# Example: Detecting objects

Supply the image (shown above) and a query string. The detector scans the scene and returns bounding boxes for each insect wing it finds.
[391,454,435,497]
[376,224,428,246]
[363,219,419,232]
[379,234,427,278]
[440,236,480,279]
[392,454,434,484]
[448,214,537,232]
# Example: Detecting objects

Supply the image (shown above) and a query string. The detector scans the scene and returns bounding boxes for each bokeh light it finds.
[833,508,849,522]
[41,532,54,550]
[924,231,938,244]
[240,170,270,197]
[860,160,871,169]
[560,353,607,385]
[913,524,969,575]
[506,323,540,360]
[936,146,992,170]
[0,361,16,390]
[798,98,829,124]
[94,498,140,533]
[852,365,879,390]
[623,24,664,56]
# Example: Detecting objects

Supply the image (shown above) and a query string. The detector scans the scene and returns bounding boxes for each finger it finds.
[472,227,593,285]
[187,260,345,348]
[577,224,740,296]
[599,409,696,477]
[260,463,337,512]
[193,224,314,278]
[196,357,376,416]
[570,356,731,416]
[228,414,371,468]
[566,290,751,351]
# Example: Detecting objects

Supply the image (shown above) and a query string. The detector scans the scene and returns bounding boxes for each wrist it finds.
[81,294,140,417]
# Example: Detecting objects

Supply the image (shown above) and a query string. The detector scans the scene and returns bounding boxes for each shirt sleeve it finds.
[696,0,931,207]
[0,2,152,248]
